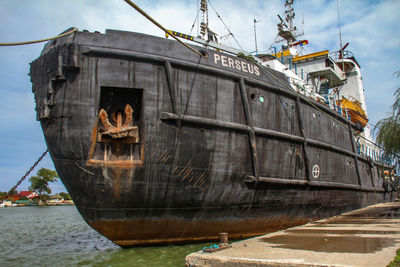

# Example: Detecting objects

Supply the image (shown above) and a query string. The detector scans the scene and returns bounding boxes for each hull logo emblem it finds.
[312,165,320,178]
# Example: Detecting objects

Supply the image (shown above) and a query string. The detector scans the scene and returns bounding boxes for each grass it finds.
[387,249,400,267]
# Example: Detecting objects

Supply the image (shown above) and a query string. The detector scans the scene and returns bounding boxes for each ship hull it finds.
[30,29,396,247]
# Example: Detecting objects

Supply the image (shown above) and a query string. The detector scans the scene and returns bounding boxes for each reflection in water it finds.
[285,228,400,235]
[261,234,398,253]
[0,206,209,266]
[262,204,400,254]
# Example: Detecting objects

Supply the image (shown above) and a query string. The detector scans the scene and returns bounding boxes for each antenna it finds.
[200,0,208,39]
[275,0,304,46]
[253,19,260,55]
[336,0,345,75]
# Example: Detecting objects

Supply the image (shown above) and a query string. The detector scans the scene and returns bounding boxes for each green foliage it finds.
[29,168,59,202]
[41,194,50,202]
[1,189,17,201]
[387,248,400,267]
[59,192,72,200]
[8,189,17,196]
[375,115,400,155]
[375,74,400,156]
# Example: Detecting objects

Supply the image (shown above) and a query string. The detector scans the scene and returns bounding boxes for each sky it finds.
[0,0,399,194]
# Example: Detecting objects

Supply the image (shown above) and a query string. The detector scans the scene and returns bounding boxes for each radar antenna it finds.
[276,0,304,46]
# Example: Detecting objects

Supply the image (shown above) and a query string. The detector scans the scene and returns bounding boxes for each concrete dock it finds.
[185,202,400,267]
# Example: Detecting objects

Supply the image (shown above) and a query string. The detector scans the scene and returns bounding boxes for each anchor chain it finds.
[1,149,48,201]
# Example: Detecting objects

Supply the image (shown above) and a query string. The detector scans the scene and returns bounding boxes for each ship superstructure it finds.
[261,0,382,163]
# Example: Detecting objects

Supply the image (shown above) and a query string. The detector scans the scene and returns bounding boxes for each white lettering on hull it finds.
[213,53,260,76]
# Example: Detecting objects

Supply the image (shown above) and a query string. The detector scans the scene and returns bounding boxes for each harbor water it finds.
[0,206,208,266]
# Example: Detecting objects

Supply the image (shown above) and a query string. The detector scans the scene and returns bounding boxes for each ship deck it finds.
[186,201,400,267]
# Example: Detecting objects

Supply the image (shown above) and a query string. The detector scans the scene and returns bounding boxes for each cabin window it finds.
[325,58,334,70]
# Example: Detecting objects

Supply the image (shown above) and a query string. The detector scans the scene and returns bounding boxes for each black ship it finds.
[29,1,397,247]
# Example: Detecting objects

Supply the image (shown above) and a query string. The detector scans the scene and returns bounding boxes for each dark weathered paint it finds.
[29,29,396,247]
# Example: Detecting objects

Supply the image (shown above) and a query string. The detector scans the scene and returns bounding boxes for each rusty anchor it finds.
[98,104,139,143]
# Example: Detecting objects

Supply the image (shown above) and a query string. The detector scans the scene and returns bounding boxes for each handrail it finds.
[329,50,355,61]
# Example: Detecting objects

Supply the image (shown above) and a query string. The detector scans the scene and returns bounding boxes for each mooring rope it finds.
[123,0,204,57]
[0,28,77,46]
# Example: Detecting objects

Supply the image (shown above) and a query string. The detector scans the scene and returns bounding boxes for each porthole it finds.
[259,96,265,103]
[250,93,256,100]
[312,165,320,178]
[290,104,295,110]
[313,113,316,119]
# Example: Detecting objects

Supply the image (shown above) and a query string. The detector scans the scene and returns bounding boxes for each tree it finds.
[59,192,72,200]
[29,168,59,203]
[0,189,17,201]
[374,73,400,156]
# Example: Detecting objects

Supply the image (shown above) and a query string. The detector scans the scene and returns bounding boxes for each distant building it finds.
[7,191,39,203]
[47,194,64,205]
[19,191,39,199]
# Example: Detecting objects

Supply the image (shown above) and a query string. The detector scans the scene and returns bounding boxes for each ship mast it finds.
[200,0,208,39]
[276,0,303,47]
[199,0,217,42]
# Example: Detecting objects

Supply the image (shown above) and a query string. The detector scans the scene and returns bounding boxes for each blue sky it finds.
[0,0,399,193]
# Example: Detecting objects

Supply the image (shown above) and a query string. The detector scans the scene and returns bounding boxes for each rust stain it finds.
[99,109,114,132]
[161,153,171,163]
[88,216,310,247]
[98,104,138,140]
[182,168,192,177]
[178,167,187,176]
[112,167,122,200]
[157,150,168,162]
[188,171,197,183]
[87,122,98,161]
[193,175,203,186]
[87,159,143,168]
[121,104,133,128]
[157,149,171,164]
[86,104,144,169]
[181,169,194,182]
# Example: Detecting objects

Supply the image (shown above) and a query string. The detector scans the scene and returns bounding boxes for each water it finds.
[0,206,208,266]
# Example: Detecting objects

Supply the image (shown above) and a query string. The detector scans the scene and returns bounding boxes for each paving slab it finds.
[185,202,400,267]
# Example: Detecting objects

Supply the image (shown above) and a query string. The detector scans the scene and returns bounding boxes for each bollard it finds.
[203,232,231,253]
[220,232,228,244]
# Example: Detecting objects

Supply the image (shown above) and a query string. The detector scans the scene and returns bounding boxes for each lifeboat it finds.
[337,96,369,128]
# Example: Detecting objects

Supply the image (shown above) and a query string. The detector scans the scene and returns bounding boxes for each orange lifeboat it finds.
[337,97,368,128]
